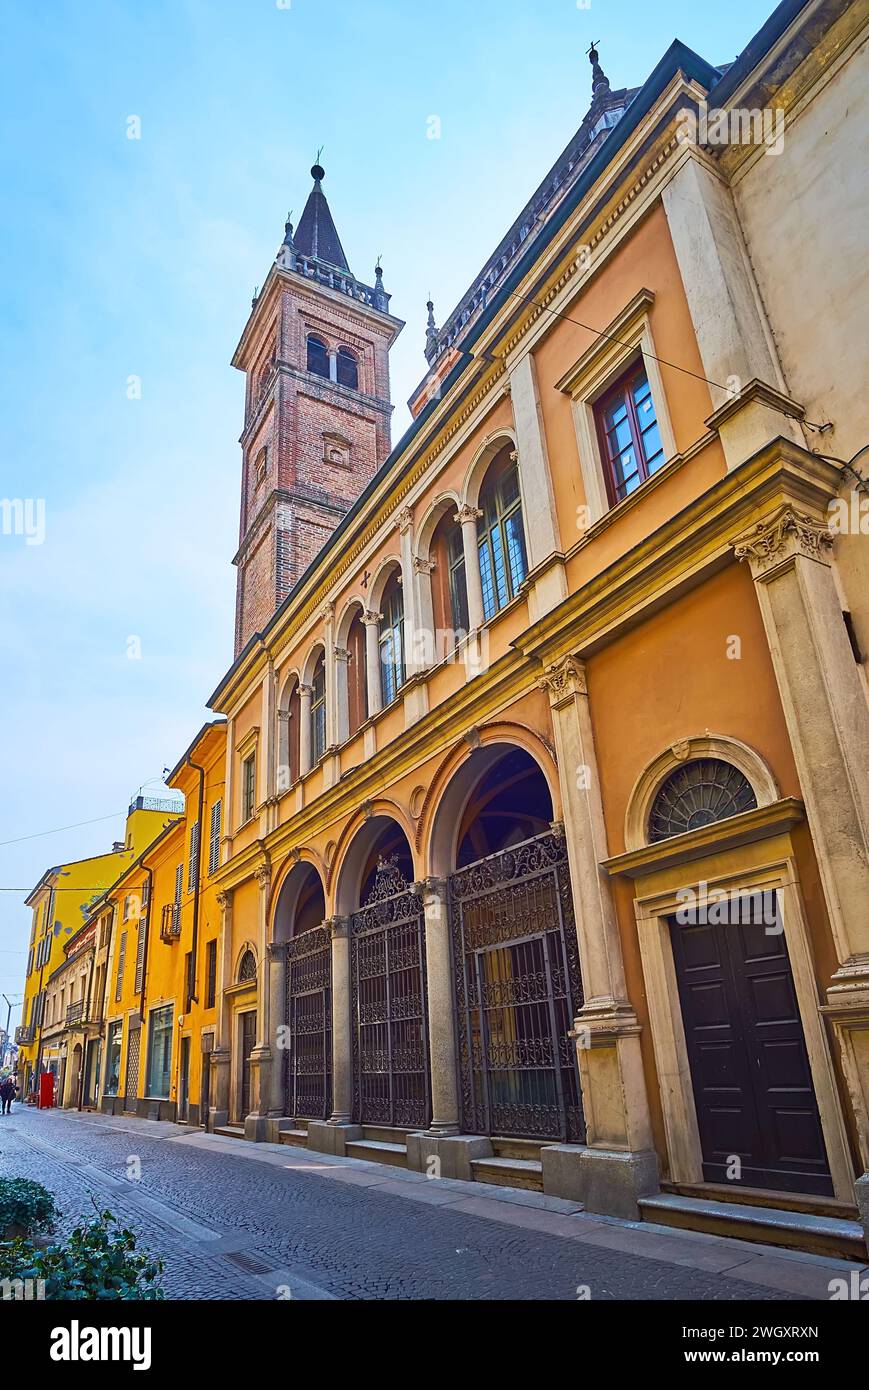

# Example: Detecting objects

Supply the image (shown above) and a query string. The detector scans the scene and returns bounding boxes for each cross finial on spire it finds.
[587,40,611,101]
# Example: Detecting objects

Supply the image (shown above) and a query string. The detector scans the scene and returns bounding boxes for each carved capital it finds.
[333,645,351,663]
[361,609,382,627]
[254,863,272,891]
[361,799,375,821]
[395,505,414,535]
[321,599,336,624]
[276,708,291,723]
[216,890,232,912]
[539,654,588,706]
[733,506,833,578]
[298,682,313,699]
[412,555,436,575]
[327,915,350,941]
[454,504,483,527]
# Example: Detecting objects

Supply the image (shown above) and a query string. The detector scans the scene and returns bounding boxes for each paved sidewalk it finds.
[1,1106,864,1300]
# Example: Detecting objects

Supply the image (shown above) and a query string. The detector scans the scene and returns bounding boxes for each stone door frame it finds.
[633,852,854,1203]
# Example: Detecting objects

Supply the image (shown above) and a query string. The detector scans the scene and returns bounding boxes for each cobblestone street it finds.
[1,1105,863,1300]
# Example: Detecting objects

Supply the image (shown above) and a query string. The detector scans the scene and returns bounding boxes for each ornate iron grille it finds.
[648,758,756,842]
[350,858,430,1129]
[449,830,585,1142]
[123,1026,140,1112]
[285,924,332,1120]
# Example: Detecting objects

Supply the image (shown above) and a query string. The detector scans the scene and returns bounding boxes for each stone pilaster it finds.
[417,877,459,1136]
[734,503,869,1205]
[307,915,362,1155]
[244,862,272,1141]
[362,609,383,718]
[267,942,287,1121]
[209,889,233,1130]
[396,506,420,676]
[539,654,657,1216]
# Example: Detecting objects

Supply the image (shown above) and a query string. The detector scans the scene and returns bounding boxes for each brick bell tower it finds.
[231,163,404,655]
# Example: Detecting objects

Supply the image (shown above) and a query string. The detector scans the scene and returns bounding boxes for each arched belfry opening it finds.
[339,817,430,1131]
[273,861,331,1121]
[433,743,585,1143]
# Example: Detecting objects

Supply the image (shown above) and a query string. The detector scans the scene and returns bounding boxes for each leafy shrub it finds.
[0,1178,58,1237]
[0,1207,165,1300]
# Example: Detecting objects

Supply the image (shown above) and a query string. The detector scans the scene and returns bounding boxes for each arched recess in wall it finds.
[277,671,301,793]
[624,735,780,852]
[415,492,467,666]
[332,808,417,918]
[368,559,405,709]
[272,859,326,944]
[335,598,368,743]
[426,737,557,879]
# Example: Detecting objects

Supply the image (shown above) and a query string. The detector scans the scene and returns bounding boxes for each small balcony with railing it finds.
[15,1023,34,1045]
[161,903,181,943]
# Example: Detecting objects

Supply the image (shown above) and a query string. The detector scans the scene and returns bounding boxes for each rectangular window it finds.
[104,1020,123,1096]
[205,939,217,1010]
[187,821,200,892]
[146,1005,173,1099]
[595,363,665,504]
[208,800,222,875]
[242,754,256,822]
[114,931,127,1002]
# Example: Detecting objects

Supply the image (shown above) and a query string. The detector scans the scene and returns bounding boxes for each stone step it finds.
[278,1128,309,1148]
[361,1125,412,1145]
[471,1156,544,1192]
[213,1125,245,1141]
[661,1180,858,1222]
[491,1136,545,1162]
[345,1139,408,1169]
[640,1193,867,1261]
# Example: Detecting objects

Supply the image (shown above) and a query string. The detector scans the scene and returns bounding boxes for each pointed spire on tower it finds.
[424,297,439,362]
[294,161,351,271]
[373,257,389,313]
[587,41,611,104]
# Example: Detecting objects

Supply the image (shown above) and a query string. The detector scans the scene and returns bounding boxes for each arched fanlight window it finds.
[238,950,256,983]
[336,346,358,390]
[648,758,757,843]
[306,334,330,379]
[477,452,528,620]
[379,570,405,705]
[311,653,327,762]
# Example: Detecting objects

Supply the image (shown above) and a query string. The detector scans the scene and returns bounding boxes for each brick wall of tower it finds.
[233,272,399,655]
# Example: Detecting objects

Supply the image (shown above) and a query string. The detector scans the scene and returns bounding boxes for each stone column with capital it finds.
[538,654,658,1218]
[298,683,313,776]
[362,610,383,719]
[396,506,420,676]
[333,645,351,746]
[244,863,273,1141]
[455,505,485,632]
[734,502,869,1226]
[306,916,363,1155]
[209,889,233,1131]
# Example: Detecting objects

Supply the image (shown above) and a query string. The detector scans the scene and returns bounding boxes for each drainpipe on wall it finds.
[138,867,154,1025]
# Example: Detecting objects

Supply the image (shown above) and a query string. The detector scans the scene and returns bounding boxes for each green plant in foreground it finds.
[0,1178,58,1237]
[0,1206,165,1300]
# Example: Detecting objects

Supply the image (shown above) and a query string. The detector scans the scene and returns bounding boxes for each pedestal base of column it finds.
[306,1119,363,1156]
[243,1112,271,1142]
[541,1145,659,1220]
[406,1132,492,1181]
[854,1174,869,1252]
[208,1108,228,1133]
[261,1117,296,1144]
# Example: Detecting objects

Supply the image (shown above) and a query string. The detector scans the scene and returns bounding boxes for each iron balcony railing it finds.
[161,902,181,942]
[64,1001,102,1027]
[15,1024,34,1045]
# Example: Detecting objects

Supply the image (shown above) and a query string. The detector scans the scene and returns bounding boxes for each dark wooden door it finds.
[239,1011,256,1120]
[178,1036,190,1123]
[670,903,832,1196]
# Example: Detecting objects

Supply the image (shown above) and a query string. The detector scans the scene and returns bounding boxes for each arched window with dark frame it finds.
[336,346,359,390]
[648,759,757,843]
[306,334,330,379]
[477,450,528,621]
[238,950,257,983]
[431,511,469,649]
[379,570,405,706]
[311,653,327,763]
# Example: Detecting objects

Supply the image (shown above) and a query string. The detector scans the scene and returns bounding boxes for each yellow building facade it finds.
[17,0,869,1256]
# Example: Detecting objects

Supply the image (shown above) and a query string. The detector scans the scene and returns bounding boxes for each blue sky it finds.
[0,0,766,1020]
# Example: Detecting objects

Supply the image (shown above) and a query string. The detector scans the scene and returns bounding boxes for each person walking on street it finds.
[0,1077,15,1114]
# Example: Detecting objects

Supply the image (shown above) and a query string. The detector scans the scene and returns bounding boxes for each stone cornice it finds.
[514,438,842,669]
[602,799,805,879]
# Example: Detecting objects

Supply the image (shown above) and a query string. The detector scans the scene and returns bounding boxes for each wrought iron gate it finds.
[285,924,332,1120]
[124,1026,140,1112]
[350,858,430,1129]
[449,829,585,1142]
